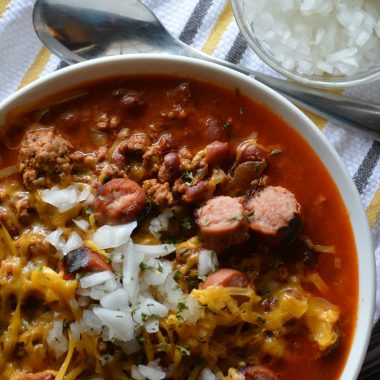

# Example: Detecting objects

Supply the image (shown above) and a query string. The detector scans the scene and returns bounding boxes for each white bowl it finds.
[0,54,375,379]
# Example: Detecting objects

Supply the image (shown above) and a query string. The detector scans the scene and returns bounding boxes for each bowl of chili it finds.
[0,54,375,380]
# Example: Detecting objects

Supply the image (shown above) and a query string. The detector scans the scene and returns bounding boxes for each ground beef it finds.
[19,129,73,187]
[142,134,175,173]
[142,179,174,207]
[118,133,152,155]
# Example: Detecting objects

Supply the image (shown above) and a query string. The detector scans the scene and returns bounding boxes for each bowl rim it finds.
[231,0,380,89]
[0,54,375,379]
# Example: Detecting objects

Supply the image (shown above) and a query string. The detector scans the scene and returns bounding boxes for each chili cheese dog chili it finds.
[0,75,357,380]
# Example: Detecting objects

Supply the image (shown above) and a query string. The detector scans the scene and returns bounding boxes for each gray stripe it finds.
[179,0,213,45]
[225,32,248,64]
[353,141,380,194]
[55,60,69,71]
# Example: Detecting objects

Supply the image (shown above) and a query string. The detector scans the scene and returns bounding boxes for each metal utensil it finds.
[32,0,380,141]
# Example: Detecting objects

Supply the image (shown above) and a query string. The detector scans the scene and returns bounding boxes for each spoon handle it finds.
[195,52,380,141]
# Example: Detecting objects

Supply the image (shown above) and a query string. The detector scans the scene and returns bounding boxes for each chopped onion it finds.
[131,365,145,380]
[47,320,68,359]
[93,307,134,341]
[246,0,380,76]
[123,241,144,302]
[132,298,168,325]
[69,321,82,342]
[82,310,102,335]
[92,222,137,249]
[198,250,218,276]
[40,184,90,212]
[148,208,174,238]
[145,318,160,334]
[158,275,183,308]
[134,243,176,257]
[73,218,89,231]
[138,363,166,380]
[45,227,65,251]
[62,231,84,255]
[199,368,217,380]
[80,271,114,289]
[100,288,129,309]
[141,258,172,286]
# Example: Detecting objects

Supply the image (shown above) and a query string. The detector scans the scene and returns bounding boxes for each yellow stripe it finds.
[17,47,51,90]
[367,187,380,229]
[300,108,327,131]
[0,0,11,18]
[201,1,234,55]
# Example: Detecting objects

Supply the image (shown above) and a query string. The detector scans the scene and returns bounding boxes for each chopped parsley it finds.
[203,219,210,226]
[177,302,188,313]
[180,217,192,230]
[223,121,231,129]
[247,210,255,221]
[230,215,242,221]
[181,171,194,184]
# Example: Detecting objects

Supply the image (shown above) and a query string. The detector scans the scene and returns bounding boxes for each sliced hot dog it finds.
[199,268,250,289]
[241,365,278,380]
[196,196,249,251]
[94,178,147,225]
[245,186,302,243]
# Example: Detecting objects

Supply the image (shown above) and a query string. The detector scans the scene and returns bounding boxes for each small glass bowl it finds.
[231,0,380,89]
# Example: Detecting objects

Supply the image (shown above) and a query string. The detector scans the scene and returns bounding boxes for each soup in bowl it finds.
[0,55,374,380]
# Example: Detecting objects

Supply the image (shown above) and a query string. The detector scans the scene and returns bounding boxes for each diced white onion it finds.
[199,368,217,380]
[40,183,91,212]
[198,250,218,276]
[47,320,69,359]
[100,288,129,309]
[148,208,173,238]
[93,307,134,341]
[134,243,176,257]
[132,298,168,325]
[62,231,84,254]
[245,0,380,76]
[82,310,102,335]
[80,271,114,288]
[92,222,137,249]
[73,218,89,231]
[141,258,172,286]
[138,363,166,380]
[45,227,65,251]
[69,321,82,342]
[145,318,160,334]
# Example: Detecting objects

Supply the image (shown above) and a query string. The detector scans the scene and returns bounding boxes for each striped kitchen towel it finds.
[1,0,380,321]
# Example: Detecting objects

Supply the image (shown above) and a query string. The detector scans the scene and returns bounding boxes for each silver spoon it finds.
[32,0,380,141]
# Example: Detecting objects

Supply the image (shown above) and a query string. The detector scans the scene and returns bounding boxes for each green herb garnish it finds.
[269,149,282,156]
[180,217,192,230]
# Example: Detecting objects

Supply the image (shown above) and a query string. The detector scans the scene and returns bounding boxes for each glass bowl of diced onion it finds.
[231,0,380,88]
